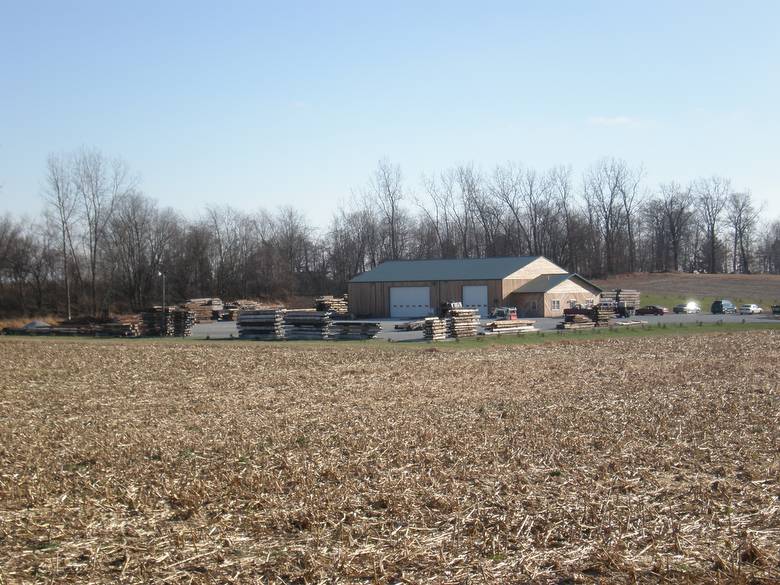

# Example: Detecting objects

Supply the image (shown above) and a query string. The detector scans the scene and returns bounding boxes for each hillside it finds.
[593,272,780,309]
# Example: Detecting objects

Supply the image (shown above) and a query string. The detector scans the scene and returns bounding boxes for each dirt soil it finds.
[0,334,778,583]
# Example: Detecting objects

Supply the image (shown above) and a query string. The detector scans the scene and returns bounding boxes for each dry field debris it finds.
[0,333,778,584]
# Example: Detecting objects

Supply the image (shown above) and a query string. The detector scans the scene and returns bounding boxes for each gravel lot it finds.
[192,312,776,340]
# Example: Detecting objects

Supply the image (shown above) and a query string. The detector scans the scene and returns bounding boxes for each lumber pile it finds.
[615,319,648,327]
[315,295,349,316]
[95,318,141,337]
[330,321,381,340]
[447,308,479,338]
[601,289,641,305]
[180,298,224,322]
[591,306,615,326]
[285,310,332,340]
[483,319,537,335]
[237,308,286,340]
[423,317,448,341]
[140,307,194,336]
[557,314,595,330]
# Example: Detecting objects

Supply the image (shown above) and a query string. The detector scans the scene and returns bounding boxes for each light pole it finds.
[158,270,166,336]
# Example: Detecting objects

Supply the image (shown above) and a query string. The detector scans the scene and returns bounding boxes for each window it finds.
[551,299,561,310]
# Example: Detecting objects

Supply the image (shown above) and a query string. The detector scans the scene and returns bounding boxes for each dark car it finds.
[711,299,737,314]
[636,305,668,316]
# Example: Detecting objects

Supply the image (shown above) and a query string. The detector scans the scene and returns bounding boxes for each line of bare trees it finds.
[1,150,778,317]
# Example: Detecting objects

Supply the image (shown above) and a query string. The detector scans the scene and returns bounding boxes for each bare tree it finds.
[73,149,134,315]
[44,154,78,320]
[369,160,405,260]
[695,176,730,273]
[658,182,694,271]
[727,191,761,273]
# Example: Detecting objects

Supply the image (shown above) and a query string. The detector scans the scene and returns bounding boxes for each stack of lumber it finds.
[284,310,332,340]
[330,321,381,340]
[140,307,194,336]
[224,300,259,321]
[601,289,641,306]
[483,319,537,335]
[94,317,141,337]
[180,298,224,322]
[615,319,648,327]
[447,308,480,338]
[172,309,195,336]
[557,314,595,330]
[423,317,448,341]
[315,295,349,316]
[591,306,615,326]
[237,308,286,340]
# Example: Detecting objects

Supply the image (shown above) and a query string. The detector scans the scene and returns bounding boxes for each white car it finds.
[739,303,763,314]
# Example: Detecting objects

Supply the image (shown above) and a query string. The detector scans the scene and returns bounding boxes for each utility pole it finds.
[159,270,166,336]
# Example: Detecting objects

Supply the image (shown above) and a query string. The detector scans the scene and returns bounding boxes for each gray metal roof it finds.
[350,256,541,283]
[513,273,602,294]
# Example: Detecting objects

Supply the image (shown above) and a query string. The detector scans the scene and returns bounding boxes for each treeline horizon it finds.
[1,148,779,318]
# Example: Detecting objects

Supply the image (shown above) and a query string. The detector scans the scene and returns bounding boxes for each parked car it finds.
[739,303,763,314]
[711,299,737,314]
[673,301,701,314]
[636,305,668,316]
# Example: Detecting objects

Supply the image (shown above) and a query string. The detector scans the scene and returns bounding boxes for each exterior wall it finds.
[509,280,600,318]
[501,257,568,297]
[348,279,504,318]
[509,292,546,317]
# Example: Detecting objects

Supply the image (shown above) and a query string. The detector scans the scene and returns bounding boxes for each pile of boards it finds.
[423,308,481,341]
[423,317,448,340]
[330,321,381,340]
[557,313,595,330]
[483,319,537,335]
[591,306,616,326]
[395,320,425,331]
[180,298,224,322]
[3,317,141,337]
[600,289,641,306]
[140,307,195,336]
[224,299,258,321]
[237,308,380,341]
[285,310,332,340]
[315,295,349,317]
[447,308,480,338]
[237,308,286,340]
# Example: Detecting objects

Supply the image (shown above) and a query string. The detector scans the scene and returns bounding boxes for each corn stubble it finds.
[0,332,778,583]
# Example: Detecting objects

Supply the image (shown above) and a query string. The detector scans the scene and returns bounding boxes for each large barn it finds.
[348,256,602,318]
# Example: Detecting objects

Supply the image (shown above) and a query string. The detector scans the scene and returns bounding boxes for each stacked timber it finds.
[172,309,195,336]
[557,314,595,330]
[447,308,480,338]
[181,298,224,322]
[601,289,641,305]
[330,321,381,340]
[483,319,537,335]
[95,317,141,337]
[285,310,332,340]
[315,295,349,316]
[140,307,194,336]
[423,317,447,341]
[591,306,615,326]
[237,308,286,340]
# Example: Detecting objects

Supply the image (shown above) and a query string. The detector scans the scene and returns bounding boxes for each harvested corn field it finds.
[0,333,778,583]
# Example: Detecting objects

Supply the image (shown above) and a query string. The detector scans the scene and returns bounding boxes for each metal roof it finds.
[350,256,541,283]
[513,273,602,294]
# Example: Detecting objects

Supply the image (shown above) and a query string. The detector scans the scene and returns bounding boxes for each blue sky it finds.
[1,1,778,224]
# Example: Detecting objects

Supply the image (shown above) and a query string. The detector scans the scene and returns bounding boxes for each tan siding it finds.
[505,257,567,281]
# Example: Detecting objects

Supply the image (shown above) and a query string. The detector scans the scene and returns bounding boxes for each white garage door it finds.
[462,285,488,318]
[389,286,432,318]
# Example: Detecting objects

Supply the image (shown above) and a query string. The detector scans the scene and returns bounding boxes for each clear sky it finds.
[1,1,779,225]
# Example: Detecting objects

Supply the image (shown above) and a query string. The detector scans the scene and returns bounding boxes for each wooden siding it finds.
[349,279,504,318]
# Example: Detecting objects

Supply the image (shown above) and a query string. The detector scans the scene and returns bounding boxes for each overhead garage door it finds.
[389,286,432,318]
[462,285,488,318]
